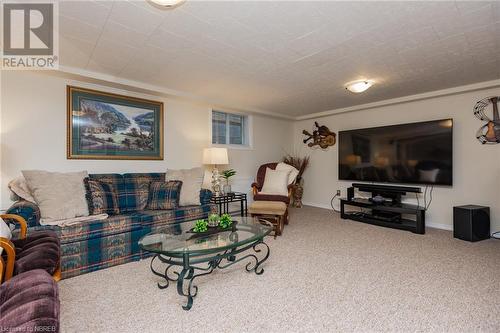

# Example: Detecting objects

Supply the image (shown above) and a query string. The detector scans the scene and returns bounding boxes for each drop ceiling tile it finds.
[59,15,102,45]
[89,38,139,73]
[59,36,95,68]
[59,0,111,28]
[100,20,149,48]
[146,29,194,52]
[108,0,164,35]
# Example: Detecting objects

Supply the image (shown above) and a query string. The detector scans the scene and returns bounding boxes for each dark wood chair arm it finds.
[1,214,27,239]
[0,237,16,283]
[251,182,262,196]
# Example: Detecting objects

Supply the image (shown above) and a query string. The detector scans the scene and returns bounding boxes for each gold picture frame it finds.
[67,86,164,160]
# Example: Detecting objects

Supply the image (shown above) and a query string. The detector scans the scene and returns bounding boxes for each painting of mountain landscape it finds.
[68,86,163,160]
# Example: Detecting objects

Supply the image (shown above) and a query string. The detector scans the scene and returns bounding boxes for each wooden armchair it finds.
[251,163,294,224]
[0,214,61,283]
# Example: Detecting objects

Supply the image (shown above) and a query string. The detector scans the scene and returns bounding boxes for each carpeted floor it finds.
[59,206,500,332]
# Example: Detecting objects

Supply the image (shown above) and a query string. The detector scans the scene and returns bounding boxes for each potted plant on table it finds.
[221,169,236,194]
[283,155,310,208]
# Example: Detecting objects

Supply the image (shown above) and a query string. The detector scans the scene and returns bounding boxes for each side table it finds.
[210,192,248,216]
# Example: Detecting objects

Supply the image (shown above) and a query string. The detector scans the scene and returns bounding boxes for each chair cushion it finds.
[0,269,59,333]
[147,181,182,210]
[249,201,287,215]
[85,179,120,215]
[11,231,60,276]
[260,168,290,196]
[275,162,299,185]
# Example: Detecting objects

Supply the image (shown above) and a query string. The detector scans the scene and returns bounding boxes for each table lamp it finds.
[203,147,229,196]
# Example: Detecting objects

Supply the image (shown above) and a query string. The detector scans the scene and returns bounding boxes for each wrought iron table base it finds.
[149,241,270,310]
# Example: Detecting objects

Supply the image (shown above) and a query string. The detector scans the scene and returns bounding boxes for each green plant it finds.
[219,214,232,229]
[221,169,237,185]
[193,219,208,233]
[208,213,220,226]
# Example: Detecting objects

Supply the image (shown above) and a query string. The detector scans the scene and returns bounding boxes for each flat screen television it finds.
[338,119,453,185]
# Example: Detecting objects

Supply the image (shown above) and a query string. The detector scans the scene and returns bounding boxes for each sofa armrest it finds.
[5,200,41,228]
[200,189,213,205]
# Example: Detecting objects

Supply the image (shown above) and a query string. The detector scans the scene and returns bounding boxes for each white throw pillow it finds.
[260,168,290,196]
[22,170,90,221]
[0,218,13,255]
[166,167,204,206]
[275,162,300,185]
[8,176,36,203]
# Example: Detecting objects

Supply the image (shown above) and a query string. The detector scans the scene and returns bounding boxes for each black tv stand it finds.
[340,184,425,234]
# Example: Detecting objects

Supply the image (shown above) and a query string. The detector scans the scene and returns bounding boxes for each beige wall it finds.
[2,70,499,232]
[0,71,293,208]
[294,88,500,231]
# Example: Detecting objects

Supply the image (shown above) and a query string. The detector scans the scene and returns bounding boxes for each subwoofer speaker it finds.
[347,187,354,201]
[453,205,490,242]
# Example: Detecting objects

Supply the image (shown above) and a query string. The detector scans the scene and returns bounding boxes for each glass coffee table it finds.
[139,217,273,310]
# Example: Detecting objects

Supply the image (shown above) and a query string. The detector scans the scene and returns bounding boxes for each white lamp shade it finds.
[203,148,229,165]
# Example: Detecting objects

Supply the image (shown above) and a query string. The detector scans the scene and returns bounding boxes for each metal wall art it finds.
[474,96,500,144]
[302,122,336,149]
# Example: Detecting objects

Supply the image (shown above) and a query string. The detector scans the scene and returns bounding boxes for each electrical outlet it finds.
[336,190,341,196]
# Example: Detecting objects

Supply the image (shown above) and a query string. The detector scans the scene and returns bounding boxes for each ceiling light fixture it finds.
[345,80,374,93]
[148,0,185,8]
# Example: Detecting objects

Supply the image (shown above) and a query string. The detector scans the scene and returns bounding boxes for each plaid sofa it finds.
[6,173,216,279]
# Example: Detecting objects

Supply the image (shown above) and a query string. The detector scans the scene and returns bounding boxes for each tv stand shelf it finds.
[340,198,426,234]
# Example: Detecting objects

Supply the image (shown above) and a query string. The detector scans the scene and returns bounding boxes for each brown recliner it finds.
[0,214,61,283]
[251,163,294,224]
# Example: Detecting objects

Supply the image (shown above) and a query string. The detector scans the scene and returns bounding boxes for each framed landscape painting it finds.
[67,86,164,160]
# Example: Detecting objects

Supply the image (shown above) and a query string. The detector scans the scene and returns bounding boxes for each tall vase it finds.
[292,181,304,208]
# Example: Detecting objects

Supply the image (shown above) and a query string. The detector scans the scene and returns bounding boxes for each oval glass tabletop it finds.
[138,216,272,257]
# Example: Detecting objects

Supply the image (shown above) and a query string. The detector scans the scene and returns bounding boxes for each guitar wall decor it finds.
[473,96,500,144]
[302,122,336,149]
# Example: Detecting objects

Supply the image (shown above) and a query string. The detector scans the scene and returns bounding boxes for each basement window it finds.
[211,110,250,147]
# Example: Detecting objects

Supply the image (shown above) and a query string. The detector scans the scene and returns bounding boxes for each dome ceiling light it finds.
[345,80,374,93]
[148,0,186,9]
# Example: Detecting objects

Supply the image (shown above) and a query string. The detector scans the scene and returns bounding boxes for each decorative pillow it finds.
[8,177,36,203]
[85,179,120,215]
[22,170,89,221]
[0,218,12,255]
[260,168,290,196]
[276,162,300,185]
[166,167,204,206]
[147,181,182,210]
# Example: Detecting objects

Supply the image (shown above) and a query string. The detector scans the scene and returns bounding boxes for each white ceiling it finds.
[58,0,500,117]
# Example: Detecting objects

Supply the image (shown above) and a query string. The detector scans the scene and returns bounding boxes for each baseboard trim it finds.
[302,202,453,231]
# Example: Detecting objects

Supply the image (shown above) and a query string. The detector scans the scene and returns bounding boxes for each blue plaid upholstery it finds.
[6,172,216,279]
[5,200,41,228]
[85,179,120,215]
[147,181,182,210]
[90,173,164,213]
